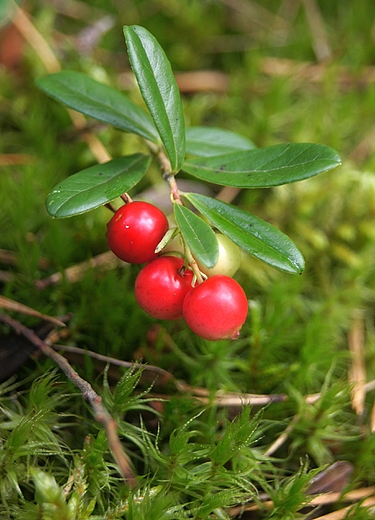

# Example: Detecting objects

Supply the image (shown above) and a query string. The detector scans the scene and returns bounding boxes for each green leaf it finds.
[186,126,256,157]
[174,204,218,268]
[183,143,341,188]
[124,25,185,172]
[46,154,151,218]
[36,71,160,143]
[184,193,305,274]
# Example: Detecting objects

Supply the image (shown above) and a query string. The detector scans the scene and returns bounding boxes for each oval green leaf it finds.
[36,71,160,144]
[46,154,151,218]
[174,204,218,268]
[186,126,256,157]
[184,193,305,274]
[183,143,341,188]
[124,25,185,173]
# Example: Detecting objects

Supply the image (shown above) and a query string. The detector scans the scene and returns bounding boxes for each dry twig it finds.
[10,2,111,165]
[0,313,137,488]
[229,485,375,517]
[35,251,125,289]
[348,310,366,415]
[0,295,66,327]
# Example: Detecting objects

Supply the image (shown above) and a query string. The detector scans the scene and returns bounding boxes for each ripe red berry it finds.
[106,201,168,264]
[182,275,248,341]
[135,256,195,320]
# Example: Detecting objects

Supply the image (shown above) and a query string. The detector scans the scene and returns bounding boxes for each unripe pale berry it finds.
[197,233,241,277]
[135,256,195,320]
[106,201,168,264]
[182,275,248,340]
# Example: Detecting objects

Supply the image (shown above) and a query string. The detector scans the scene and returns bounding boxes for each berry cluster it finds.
[106,201,248,341]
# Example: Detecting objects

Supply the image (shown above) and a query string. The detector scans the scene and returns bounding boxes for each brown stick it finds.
[0,313,137,488]
[348,310,366,416]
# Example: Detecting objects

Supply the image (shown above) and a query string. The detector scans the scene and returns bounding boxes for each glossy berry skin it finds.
[106,201,168,264]
[135,256,195,320]
[183,275,248,341]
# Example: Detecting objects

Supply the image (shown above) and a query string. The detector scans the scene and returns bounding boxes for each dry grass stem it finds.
[301,0,332,62]
[36,251,125,289]
[11,3,112,165]
[11,2,61,73]
[348,311,366,415]
[0,295,67,327]
[371,400,375,433]
[229,485,375,517]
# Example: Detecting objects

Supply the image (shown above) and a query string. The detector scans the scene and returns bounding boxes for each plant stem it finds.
[120,193,133,204]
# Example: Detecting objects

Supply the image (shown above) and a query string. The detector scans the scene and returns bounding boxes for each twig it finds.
[0,295,66,327]
[35,251,125,289]
[229,485,375,517]
[48,338,327,409]
[0,313,137,488]
[11,2,111,166]
[348,310,366,415]
[313,495,375,519]
[51,343,175,386]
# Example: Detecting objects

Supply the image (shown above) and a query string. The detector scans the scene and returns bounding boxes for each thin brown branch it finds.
[51,343,175,386]
[0,295,66,327]
[0,313,137,488]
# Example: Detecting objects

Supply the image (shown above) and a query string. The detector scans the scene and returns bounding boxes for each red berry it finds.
[135,256,195,320]
[182,275,248,341]
[106,201,168,264]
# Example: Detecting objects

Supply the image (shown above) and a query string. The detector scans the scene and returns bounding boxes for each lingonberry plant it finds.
[36,25,341,341]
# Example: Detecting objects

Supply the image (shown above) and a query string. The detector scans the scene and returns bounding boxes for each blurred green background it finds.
[1,1,375,517]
